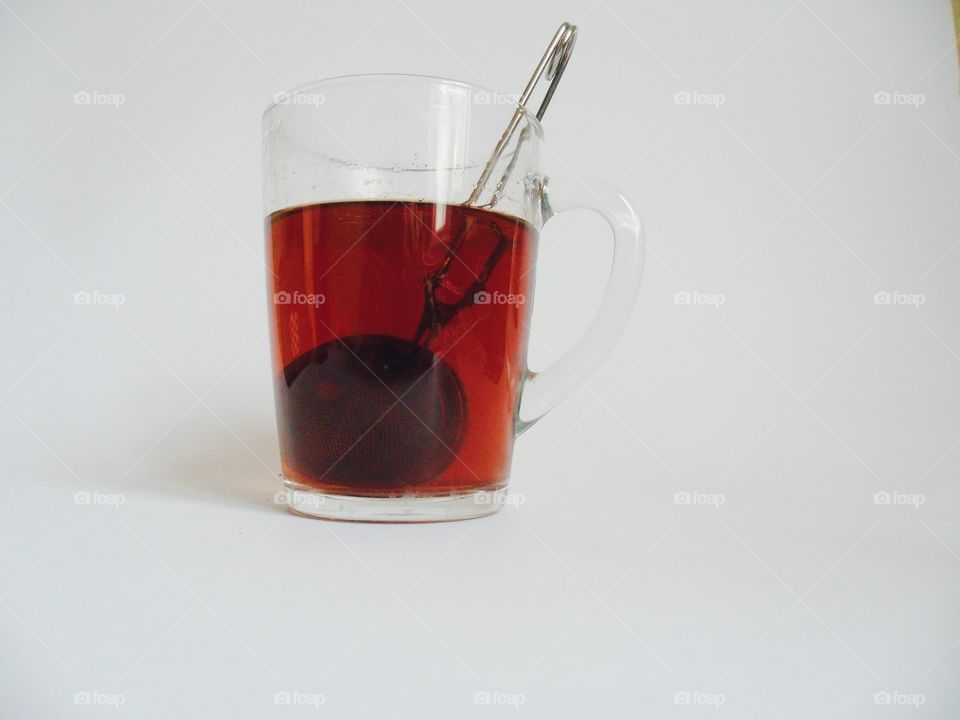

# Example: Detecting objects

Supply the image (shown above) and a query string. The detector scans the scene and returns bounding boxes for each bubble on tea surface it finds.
[279,334,467,490]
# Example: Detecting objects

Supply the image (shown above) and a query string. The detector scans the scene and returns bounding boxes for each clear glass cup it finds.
[263,74,643,522]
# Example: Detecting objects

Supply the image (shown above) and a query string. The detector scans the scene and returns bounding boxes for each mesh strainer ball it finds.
[280,334,467,490]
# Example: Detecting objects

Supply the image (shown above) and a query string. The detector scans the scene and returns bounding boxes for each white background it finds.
[2,1,960,717]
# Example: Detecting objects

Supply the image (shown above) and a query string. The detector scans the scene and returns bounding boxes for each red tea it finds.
[267,200,537,497]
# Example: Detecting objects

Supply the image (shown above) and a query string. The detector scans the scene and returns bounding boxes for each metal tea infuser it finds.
[282,24,578,489]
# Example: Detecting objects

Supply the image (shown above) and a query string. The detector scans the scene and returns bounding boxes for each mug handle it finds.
[516,177,645,434]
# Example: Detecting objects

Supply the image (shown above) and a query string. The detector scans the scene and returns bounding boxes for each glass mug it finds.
[263,74,643,522]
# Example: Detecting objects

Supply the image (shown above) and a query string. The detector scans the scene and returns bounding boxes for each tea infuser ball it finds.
[280,335,466,489]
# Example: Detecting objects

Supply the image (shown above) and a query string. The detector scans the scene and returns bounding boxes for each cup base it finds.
[281,480,505,523]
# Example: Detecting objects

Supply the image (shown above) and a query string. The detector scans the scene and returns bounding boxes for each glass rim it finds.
[262,72,545,136]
